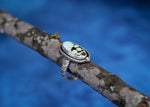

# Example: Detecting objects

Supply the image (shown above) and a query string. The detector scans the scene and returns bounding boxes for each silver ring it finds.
[59,41,90,81]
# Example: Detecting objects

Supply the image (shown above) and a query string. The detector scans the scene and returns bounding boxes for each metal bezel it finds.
[62,41,87,60]
[59,42,90,63]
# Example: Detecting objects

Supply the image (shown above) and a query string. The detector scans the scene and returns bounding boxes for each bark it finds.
[0,9,150,107]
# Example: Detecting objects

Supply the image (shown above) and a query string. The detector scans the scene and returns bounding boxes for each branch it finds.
[0,9,149,107]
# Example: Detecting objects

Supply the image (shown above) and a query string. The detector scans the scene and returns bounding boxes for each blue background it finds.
[0,0,150,107]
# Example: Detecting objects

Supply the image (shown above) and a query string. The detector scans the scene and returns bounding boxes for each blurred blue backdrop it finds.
[0,0,150,107]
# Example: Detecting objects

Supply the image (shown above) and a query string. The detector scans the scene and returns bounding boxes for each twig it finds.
[0,9,149,107]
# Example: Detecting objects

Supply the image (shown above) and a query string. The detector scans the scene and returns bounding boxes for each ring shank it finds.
[61,59,77,81]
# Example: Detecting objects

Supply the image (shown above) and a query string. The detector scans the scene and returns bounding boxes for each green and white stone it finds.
[62,41,87,59]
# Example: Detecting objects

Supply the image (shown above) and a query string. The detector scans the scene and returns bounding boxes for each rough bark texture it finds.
[0,9,150,107]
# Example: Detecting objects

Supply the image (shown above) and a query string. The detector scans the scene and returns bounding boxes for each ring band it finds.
[61,59,77,80]
[59,41,90,81]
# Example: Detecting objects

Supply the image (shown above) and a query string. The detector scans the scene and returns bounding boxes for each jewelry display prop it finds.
[0,9,150,107]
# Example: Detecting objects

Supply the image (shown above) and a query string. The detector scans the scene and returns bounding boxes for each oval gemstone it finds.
[62,41,87,59]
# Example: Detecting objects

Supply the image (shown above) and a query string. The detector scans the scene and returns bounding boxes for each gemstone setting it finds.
[60,41,90,63]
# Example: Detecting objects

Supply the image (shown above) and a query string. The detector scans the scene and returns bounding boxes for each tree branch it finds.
[0,9,149,107]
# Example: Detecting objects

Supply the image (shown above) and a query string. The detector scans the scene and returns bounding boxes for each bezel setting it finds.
[59,41,90,63]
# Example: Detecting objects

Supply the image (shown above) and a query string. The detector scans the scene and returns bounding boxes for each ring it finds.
[59,41,90,81]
